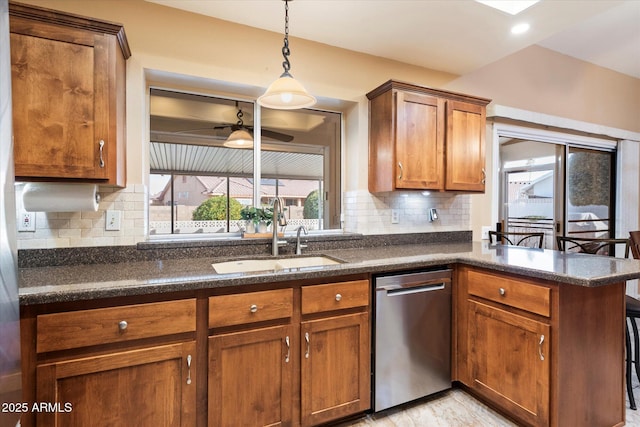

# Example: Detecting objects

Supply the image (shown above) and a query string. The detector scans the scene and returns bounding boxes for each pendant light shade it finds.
[258,0,316,110]
[223,128,253,148]
[223,102,254,148]
[258,73,316,110]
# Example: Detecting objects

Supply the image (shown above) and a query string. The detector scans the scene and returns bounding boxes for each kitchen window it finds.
[149,88,341,236]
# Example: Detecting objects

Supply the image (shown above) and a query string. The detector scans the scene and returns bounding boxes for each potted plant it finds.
[240,206,273,233]
[240,206,260,233]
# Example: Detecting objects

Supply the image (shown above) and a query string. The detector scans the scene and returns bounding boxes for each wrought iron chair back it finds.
[629,231,640,260]
[556,236,630,257]
[488,231,544,248]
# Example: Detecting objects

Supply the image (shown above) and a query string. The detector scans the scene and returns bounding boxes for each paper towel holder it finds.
[22,183,101,212]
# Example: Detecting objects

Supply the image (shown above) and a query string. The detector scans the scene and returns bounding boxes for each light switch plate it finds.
[105,210,121,231]
[481,226,491,240]
[18,212,36,232]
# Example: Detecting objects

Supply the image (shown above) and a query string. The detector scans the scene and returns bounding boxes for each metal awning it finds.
[150,141,324,180]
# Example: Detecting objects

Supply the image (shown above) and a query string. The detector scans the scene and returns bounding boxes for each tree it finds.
[303,189,321,219]
[192,196,242,221]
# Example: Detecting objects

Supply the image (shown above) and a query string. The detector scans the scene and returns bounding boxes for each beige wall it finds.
[13,0,640,248]
[446,44,640,133]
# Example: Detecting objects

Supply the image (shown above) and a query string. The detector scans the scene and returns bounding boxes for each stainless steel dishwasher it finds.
[374,268,452,412]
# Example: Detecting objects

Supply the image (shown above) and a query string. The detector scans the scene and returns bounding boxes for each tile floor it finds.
[338,375,640,426]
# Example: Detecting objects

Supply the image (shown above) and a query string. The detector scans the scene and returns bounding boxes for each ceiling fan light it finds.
[223,129,254,148]
[258,74,316,110]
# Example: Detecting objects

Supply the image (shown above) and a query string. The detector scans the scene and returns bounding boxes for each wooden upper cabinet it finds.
[9,2,130,186]
[367,80,490,193]
[445,100,487,191]
[395,92,444,189]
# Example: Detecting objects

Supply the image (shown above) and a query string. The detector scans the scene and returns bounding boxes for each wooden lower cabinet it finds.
[23,278,371,427]
[300,312,370,427]
[456,266,625,427]
[469,301,550,427]
[36,341,196,426]
[208,325,293,427]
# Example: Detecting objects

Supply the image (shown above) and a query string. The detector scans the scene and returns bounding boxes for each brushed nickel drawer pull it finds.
[499,288,506,296]
[481,168,486,185]
[118,320,128,331]
[99,140,105,168]
[186,354,192,385]
[335,293,342,302]
[305,332,310,359]
[285,336,290,363]
[250,304,258,313]
[538,335,545,361]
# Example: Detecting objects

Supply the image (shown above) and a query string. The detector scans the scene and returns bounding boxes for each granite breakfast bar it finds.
[18,241,640,305]
[17,237,640,427]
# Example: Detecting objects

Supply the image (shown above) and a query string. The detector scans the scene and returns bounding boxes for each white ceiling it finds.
[147,0,640,79]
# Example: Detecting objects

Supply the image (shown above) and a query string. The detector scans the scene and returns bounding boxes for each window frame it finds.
[147,85,343,239]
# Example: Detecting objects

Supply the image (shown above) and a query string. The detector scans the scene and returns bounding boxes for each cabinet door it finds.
[301,312,370,427]
[395,91,445,190]
[445,100,486,191]
[469,301,549,427]
[209,325,293,427]
[36,341,196,427]
[11,17,116,180]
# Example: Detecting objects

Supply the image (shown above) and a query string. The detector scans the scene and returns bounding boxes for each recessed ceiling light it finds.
[511,22,531,34]
[475,0,540,15]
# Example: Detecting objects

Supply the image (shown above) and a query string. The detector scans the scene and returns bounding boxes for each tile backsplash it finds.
[343,190,470,234]
[15,184,147,249]
[16,184,470,249]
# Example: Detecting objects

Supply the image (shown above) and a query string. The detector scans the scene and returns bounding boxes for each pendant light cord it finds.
[281,0,291,77]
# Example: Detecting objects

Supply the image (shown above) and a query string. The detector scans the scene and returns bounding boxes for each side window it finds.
[149,88,341,236]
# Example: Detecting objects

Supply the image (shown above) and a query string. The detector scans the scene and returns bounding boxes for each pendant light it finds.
[258,0,316,110]
[223,103,253,148]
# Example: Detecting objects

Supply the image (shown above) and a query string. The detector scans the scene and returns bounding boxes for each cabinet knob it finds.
[118,320,128,331]
[250,304,258,313]
[499,288,506,296]
[335,293,342,302]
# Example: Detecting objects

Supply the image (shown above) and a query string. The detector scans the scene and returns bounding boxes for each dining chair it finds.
[627,231,640,409]
[556,234,637,409]
[555,236,630,257]
[488,231,544,248]
[630,231,640,259]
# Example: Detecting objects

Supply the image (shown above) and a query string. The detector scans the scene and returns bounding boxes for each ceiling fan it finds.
[177,102,294,143]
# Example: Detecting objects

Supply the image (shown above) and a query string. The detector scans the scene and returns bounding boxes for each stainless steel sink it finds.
[212,255,343,274]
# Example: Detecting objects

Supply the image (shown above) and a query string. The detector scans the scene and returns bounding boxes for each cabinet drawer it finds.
[37,299,196,353]
[209,288,293,328]
[467,269,550,317]
[302,280,370,315]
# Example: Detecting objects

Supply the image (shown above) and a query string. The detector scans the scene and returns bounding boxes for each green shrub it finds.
[303,190,321,219]
[192,196,242,221]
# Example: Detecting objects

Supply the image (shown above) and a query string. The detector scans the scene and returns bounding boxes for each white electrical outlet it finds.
[391,209,399,224]
[481,226,491,240]
[18,212,36,232]
[105,210,122,231]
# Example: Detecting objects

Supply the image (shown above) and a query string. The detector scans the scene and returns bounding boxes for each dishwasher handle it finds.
[385,283,446,296]
[375,269,452,292]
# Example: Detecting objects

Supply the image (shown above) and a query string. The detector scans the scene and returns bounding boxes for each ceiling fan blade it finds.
[261,129,294,142]
[173,124,231,134]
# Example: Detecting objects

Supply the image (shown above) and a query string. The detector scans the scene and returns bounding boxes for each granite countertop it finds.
[19,242,640,305]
